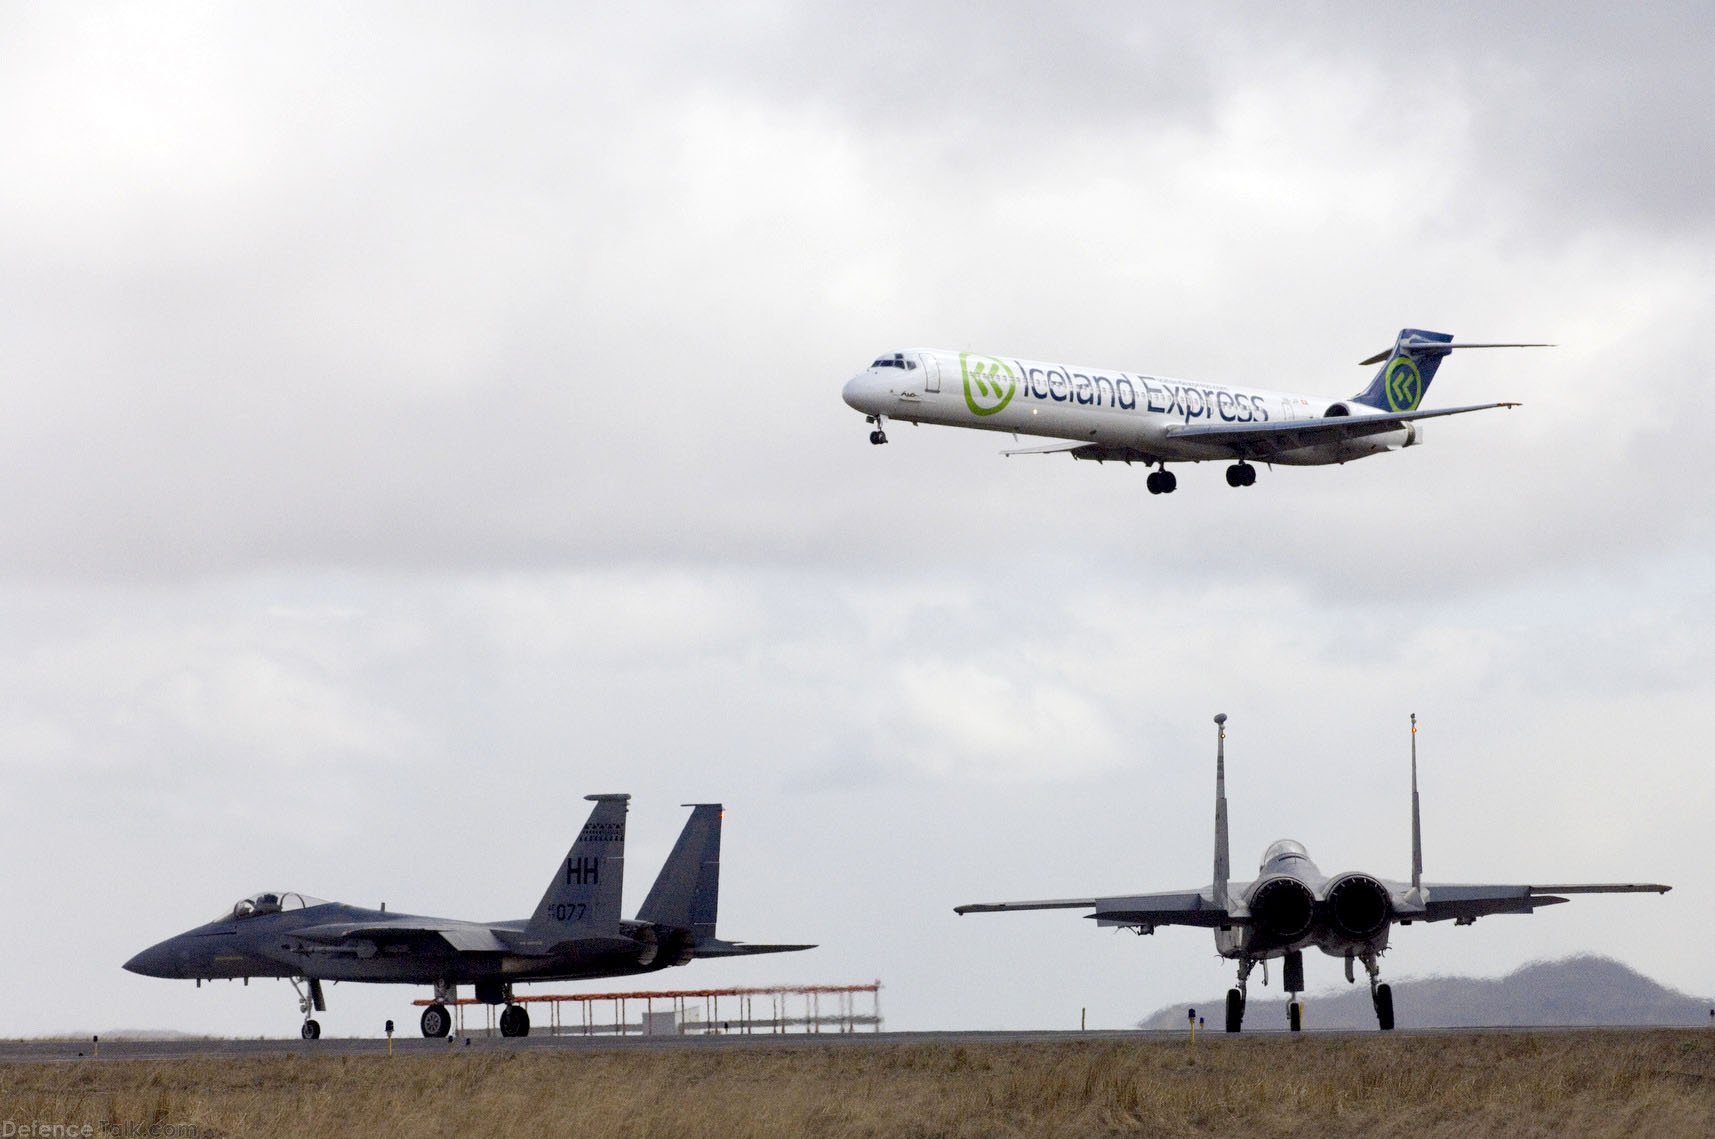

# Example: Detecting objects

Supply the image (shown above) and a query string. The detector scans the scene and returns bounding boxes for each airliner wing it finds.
[1001,442,1094,457]
[957,890,1230,930]
[1165,401,1520,455]
[1420,882,1669,924]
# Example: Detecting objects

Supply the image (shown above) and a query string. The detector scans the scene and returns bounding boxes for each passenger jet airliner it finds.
[841,329,1545,493]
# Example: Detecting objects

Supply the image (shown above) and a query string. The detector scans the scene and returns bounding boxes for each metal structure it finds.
[412,981,882,1036]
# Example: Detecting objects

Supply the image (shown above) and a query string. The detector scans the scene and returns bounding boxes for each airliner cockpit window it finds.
[870,353,915,370]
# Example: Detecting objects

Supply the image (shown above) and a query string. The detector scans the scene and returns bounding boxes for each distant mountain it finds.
[1138,956,1714,1030]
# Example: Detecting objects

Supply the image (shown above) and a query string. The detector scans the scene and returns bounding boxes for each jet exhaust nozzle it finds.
[1248,877,1316,942]
[1326,874,1391,939]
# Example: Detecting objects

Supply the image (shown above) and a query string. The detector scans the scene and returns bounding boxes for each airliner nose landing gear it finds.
[866,415,888,445]
[1225,462,1257,487]
[1146,467,1177,495]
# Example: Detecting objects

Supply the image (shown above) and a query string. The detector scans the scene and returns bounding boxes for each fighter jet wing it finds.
[957,890,1231,930]
[1163,402,1520,455]
[288,919,509,953]
[1420,882,1670,924]
[690,939,817,957]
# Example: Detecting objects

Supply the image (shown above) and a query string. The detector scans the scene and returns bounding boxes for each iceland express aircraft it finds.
[841,330,1547,493]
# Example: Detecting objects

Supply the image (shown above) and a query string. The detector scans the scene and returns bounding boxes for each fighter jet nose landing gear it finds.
[1146,467,1177,495]
[1225,462,1257,487]
[1284,949,1305,1033]
[290,976,326,1042]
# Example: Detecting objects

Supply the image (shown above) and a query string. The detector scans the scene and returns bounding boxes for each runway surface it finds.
[0,1024,1671,1063]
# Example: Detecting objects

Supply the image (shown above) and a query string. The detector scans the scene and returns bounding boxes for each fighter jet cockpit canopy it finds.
[870,352,917,370]
[222,891,328,921]
[1259,839,1310,871]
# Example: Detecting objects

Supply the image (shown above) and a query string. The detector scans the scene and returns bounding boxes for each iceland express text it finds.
[1004,359,1270,424]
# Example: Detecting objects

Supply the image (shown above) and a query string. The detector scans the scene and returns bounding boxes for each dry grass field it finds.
[3,1031,1714,1138]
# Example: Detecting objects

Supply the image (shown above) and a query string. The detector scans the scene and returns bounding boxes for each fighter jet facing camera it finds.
[956,715,1668,1032]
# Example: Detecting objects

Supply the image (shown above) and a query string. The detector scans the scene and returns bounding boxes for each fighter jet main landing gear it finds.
[290,976,325,1041]
[421,979,456,1038]
[1146,466,1177,495]
[499,1004,531,1038]
[421,1003,452,1038]
[1354,950,1394,1031]
[1225,462,1257,487]
[1226,957,1254,1032]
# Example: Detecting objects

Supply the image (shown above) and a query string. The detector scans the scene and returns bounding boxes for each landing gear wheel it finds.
[421,1003,452,1038]
[1288,1002,1302,1033]
[1374,983,1394,1031]
[1226,462,1256,487]
[1225,988,1244,1033]
[869,430,888,445]
[1161,470,1177,493]
[499,1004,531,1038]
[300,1019,320,1040]
[1146,471,1163,495]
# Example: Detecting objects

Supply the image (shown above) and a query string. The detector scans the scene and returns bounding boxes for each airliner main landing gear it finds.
[866,414,888,445]
[290,976,325,1040]
[1146,466,1177,495]
[1225,462,1257,487]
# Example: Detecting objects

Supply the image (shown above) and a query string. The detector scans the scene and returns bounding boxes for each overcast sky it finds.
[4,2,1712,1038]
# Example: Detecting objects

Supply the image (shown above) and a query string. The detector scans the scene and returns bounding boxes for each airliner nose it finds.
[842,372,880,413]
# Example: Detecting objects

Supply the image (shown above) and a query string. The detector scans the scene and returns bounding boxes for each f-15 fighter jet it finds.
[956,715,1667,1032]
[126,796,812,1039]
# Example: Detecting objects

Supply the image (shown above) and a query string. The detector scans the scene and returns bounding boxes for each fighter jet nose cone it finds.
[124,944,175,978]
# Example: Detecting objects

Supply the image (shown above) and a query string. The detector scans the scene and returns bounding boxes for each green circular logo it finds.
[961,353,1016,416]
[1384,357,1422,411]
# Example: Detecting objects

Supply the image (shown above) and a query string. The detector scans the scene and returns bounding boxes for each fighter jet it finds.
[125,796,813,1039]
[955,715,1669,1032]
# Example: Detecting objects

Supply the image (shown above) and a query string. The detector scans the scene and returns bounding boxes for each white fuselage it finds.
[842,348,1416,466]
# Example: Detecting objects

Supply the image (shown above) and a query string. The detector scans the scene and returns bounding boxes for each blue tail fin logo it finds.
[1353,329,1453,412]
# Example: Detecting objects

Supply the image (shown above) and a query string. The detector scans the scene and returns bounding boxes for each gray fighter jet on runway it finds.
[126,796,813,1038]
[956,715,1669,1033]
